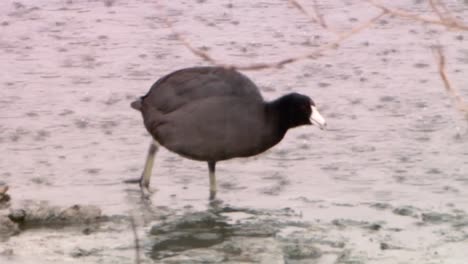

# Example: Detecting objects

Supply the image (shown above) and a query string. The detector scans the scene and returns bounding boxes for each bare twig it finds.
[130,217,141,264]
[289,0,334,33]
[166,10,387,71]
[366,0,468,31]
[433,46,468,117]
[289,0,319,24]
[164,17,221,66]
[428,0,461,30]
[312,0,327,29]
[433,0,461,26]
[237,10,387,70]
[429,0,449,24]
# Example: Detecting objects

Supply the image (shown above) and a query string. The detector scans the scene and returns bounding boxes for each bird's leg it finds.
[124,140,159,196]
[208,161,217,200]
[139,140,159,192]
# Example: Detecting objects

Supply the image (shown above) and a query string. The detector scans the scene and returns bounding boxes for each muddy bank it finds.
[0,198,148,263]
[0,198,103,241]
[1,192,468,263]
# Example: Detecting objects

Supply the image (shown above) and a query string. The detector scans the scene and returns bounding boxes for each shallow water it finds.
[1,0,468,263]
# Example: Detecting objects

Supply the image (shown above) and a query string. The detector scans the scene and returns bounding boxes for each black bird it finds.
[129,66,326,199]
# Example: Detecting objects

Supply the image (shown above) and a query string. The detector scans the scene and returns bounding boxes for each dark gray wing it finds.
[140,67,263,114]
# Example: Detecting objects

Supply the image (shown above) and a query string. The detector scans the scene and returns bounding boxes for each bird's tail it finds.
[130,97,143,111]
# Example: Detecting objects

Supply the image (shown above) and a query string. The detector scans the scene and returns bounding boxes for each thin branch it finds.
[428,0,460,30]
[312,0,327,29]
[434,0,461,26]
[166,10,387,71]
[429,0,448,23]
[235,11,387,71]
[433,46,468,117]
[289,0,335,33]
[164,17,222,66]
[366,0,468,31]
[289,0,319,24]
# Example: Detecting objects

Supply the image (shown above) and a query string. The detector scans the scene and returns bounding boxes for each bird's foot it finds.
[140,183,153,199]
[123,177,153,199]
[208,197,223,208]
[209,189,223,205]
[209,190,217,201]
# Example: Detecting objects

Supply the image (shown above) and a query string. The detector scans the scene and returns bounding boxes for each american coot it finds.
[129,66,326,199]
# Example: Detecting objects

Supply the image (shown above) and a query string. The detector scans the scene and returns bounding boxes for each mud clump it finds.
[8,202,102,227]
[150,211,224,234]
[392,206,418,217]
[229,222,276,237]
[0,183,17,241]
[421,212,455,224]
[283,242,322,260]
[152,232,225,256]
[0,215,20,241]
[380,242,402,250]
[0,183,10,209]
[70,247,100,258]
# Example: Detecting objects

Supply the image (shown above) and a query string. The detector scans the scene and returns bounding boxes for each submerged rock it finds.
[392,206,418,217]
[421,212,454,224]
[380,242,402,250]
[152,231,225,254]
[229,222,277,237]
[283,242,322,260]
[70,247,100,258]
[149,209,280,261]
[220,240,243,255]
[159,249,225,264]
[150,211,230,259]
[218,237,284,264]
[452,218,468,228]
[150,211,224,235]
[370,202,392,210]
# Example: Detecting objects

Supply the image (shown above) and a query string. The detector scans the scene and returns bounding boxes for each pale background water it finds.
[1,0,468,263]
